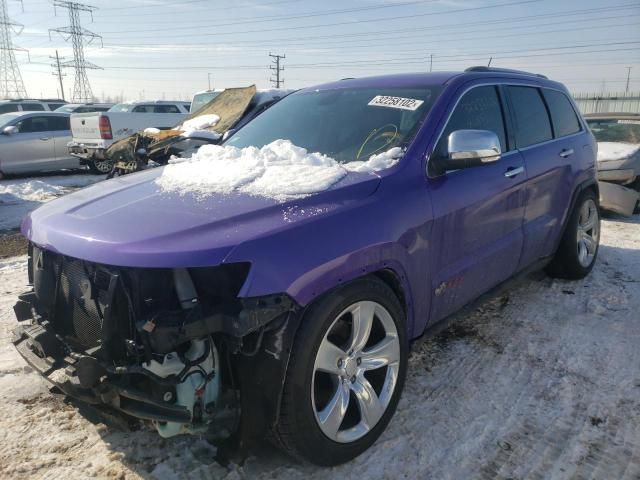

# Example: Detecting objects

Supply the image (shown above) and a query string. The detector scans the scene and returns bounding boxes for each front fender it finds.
[224,172,433,338]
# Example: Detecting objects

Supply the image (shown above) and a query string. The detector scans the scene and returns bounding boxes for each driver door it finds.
[427,84,527,322]
[1,116,58,174]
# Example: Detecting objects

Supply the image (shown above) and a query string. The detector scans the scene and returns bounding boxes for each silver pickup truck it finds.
[68,100,190,173]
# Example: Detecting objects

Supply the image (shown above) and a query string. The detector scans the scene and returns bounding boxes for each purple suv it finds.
[13,67,600,466]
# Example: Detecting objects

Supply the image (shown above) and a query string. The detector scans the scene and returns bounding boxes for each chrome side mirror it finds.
[2,125,18,136]
[447,129,501,167]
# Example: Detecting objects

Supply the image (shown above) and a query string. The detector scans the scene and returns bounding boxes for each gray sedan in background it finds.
[0,112,81,179]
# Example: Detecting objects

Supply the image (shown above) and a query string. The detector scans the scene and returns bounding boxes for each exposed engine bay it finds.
[12,244,297,444]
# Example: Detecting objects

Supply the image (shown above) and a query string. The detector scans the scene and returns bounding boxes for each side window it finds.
[132,105,154,113]
[21,103,45,111]
[541,89,581,138]
[17,117,51,133]
[154,105,180,113]
[507,86,552,148]
[49,116,70,131]
[437,85,508,155]
[0,104,19,113]
[47,103,65,111]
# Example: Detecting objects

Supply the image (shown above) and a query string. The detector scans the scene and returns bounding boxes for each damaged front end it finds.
[12,244,298,442]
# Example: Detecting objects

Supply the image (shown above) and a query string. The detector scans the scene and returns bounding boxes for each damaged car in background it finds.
[12,68,601,466]
[585,113,640,215]
[105,86,293,178]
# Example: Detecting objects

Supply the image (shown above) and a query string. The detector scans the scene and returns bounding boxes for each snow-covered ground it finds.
[0,173,104,232]
[0,216,638,479]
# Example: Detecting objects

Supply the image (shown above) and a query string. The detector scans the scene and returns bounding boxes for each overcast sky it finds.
[6,0,640,101]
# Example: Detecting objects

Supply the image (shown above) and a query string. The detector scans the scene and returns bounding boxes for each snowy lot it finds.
[0,213,637,479]
[0,169,638,478]
[0,172,103,232]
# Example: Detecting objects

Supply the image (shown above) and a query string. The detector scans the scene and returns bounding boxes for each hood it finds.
[22,167,381,268]
[597,141,640,162]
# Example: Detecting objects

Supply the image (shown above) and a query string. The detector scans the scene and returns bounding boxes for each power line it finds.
[269,52,285,88]
[112,0,542,40]
[102,3,640,48]
[49,1,103,102]
[0,0,28,98]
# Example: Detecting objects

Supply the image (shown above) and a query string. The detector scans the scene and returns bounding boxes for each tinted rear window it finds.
[21,103,45,111]
[0,104,19,114]
[542,89,581,138]
[507,86,552,148]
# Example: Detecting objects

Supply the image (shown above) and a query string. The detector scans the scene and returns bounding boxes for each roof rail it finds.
[465,66,548,79]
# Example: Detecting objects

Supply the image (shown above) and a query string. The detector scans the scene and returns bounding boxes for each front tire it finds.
[547,189,600,279]
[275,277,408,466]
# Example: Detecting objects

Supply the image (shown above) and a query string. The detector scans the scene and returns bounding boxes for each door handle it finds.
[504,166,524,178]
[39,137,50,141]
[559,148,574,158]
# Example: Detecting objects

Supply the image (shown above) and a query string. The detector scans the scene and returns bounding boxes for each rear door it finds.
[50,116,79,168]
[506,86,581,268]
[428,84,527,321]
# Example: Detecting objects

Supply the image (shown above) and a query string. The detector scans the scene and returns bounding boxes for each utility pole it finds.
[269,52,285,88]
[50,49,66,100]
[0,0,28,98]
[429,54,433,72]
[625,66,632,93]
[50,1,103,102]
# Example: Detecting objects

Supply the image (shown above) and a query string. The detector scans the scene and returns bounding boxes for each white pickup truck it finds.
[68,100,190,173]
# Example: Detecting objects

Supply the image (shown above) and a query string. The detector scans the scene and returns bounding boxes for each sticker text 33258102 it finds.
[368,95,424,111]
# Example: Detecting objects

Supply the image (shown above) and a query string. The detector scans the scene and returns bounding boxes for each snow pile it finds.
[180,129,222,140]
[176,114,222,141]
[144,127,161,135]
[0,175,100,204]
[597,141,640,161]
[0,174,103,231]
[179,114,220,131]
[156,140,403,200]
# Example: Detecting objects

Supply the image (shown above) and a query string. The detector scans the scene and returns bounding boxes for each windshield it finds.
[191,92,221,114]
[55,104,80,113]
[225,87,440,164]
[587,119,640,144]
[109,103,134,112]
[0,113,21,128]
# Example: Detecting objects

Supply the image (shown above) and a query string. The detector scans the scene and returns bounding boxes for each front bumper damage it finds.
[12,246,301,447]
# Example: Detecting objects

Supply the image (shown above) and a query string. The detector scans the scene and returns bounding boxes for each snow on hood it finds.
[180,114,220,131]
[597,141,640,162]
[177,114,222,140]
[155,140,403,201]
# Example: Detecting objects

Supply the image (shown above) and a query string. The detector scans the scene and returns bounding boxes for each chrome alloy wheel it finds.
[311,301,400,443]
[577,198,600,268]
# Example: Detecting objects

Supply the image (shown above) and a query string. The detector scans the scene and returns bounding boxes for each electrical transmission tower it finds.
[0,0,28,98]
[269,52,285,88]
[50,1,102,102]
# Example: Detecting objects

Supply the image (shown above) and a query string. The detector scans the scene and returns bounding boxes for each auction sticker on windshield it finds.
[368,95,424,111]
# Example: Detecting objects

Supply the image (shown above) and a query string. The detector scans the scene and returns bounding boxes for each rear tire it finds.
[88,157,114,175]
[547,189,600,279]
[275,277,408,466]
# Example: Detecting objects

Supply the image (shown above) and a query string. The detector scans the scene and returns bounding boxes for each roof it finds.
[0,98,66,103]
[119,100,190,105]
[0,111,70,118]
[304,68,560,92]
